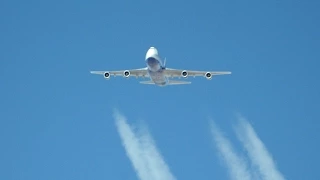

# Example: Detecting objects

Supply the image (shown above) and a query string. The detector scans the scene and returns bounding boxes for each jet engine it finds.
[104,72,110,79]
[205,72,212,80]
[123,70,130,78]
[181,70,188,78]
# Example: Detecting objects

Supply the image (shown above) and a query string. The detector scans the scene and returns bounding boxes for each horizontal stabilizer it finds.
[168,80,191,85]
[140,80,191,85]
[139,81,155,85]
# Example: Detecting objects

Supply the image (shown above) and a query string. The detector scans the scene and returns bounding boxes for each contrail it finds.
[234,116,286,180]
[113,110,176,180]
[209,120,252,180]
[114,111,151,180]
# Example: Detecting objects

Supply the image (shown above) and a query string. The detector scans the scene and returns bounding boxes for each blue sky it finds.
[1,0,320,179]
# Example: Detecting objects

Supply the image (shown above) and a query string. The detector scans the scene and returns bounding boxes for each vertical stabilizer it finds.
[163,57,166,69]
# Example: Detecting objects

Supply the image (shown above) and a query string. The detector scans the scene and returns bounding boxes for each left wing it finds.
[164,68,231,79]
[90,67,149,79]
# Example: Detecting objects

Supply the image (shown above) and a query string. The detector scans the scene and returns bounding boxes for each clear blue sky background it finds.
[1,0,319,179]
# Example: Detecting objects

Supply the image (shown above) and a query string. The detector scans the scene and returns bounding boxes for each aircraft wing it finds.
[164,68,231,79]
[90,67,149,78]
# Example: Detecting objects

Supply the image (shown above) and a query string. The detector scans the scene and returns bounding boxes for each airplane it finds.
[90,47,231,86]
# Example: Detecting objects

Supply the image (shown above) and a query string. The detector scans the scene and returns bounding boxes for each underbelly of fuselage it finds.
[148,70,167,86]
[146,57,167,85]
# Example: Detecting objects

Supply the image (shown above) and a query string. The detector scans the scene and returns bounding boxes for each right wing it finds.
[90,67,149,79]
[164,68,231,79]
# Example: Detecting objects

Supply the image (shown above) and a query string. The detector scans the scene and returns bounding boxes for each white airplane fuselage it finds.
[145,47,168,86]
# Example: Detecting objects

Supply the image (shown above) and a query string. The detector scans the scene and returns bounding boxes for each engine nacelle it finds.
[181,70,188,78]
[104,72,110,79]
[205,72,212,80]
[123,70,130,78]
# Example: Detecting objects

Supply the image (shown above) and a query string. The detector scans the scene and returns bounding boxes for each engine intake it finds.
[104,72,110,79]
[205,72,212,80]
[181,70,188,78]
[123,70,130,78]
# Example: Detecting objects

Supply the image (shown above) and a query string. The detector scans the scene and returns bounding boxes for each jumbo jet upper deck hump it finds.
[146,46,159,59]
[149,47,158,53]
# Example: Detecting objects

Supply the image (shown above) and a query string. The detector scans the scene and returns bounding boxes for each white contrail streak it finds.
[209,120,252,180]
[114,111,151,180]
[113,110,176,180]
[138,129,176,180]
[234,116,286,180]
